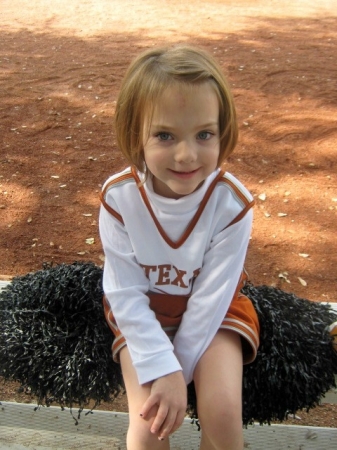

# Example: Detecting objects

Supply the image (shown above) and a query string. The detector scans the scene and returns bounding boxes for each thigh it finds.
[193,330,243,447]
[194,329,243,402]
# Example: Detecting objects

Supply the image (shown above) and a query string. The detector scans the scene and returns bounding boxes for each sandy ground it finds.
[0,0,336,428]
[1,0,336,302]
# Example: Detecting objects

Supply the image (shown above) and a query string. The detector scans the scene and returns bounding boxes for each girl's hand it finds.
[140,371,187,440]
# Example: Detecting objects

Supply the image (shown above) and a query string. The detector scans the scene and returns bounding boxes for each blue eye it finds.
[157,132,172,141]
[198,131,211,140]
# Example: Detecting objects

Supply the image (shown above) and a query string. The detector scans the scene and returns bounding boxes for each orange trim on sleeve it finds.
[100,171,135,224]
[218,174,255,230]
[99,191,124,224]
[219,175,252,207]
[224,201,255,230]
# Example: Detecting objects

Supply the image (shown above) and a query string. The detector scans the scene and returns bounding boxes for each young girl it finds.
[99,45,260,450]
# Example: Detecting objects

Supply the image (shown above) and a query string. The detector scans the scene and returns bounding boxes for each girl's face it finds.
[143,82,220,199]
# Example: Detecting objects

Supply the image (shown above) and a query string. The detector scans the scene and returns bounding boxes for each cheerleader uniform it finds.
[99,167,259,385]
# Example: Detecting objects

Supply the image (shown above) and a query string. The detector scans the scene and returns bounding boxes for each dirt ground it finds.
[1,0,336,428]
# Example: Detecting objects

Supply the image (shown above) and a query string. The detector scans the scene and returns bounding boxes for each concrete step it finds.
[0,401,337,450]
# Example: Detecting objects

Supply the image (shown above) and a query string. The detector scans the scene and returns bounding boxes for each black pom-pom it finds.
[0,262,123,414]
[241,283,337,425]
[1,263,336,425]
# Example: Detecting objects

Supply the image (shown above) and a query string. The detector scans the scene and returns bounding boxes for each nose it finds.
[174,140,197,163]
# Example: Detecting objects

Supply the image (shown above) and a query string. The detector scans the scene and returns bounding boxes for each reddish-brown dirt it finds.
[0,0,336,428]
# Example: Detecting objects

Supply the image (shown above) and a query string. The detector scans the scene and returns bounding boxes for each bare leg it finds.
[119,347,170,450]
[193,330,244,450]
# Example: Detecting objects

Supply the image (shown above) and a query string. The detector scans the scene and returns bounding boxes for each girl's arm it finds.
[99,205,182,385]
[173,208,253,385]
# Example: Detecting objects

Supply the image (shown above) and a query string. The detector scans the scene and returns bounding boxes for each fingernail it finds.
[159,437,164,441]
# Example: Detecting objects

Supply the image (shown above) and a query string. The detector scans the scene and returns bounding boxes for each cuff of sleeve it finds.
[133,351,183,385]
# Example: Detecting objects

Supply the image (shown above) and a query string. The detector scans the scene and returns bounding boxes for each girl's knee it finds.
[198,400,243,450]
[200,405,242,433]
[199,413,243,450]
[127,415,170,450]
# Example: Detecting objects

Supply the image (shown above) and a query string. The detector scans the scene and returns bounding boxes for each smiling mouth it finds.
[170,169,199,175]
[168,169,200,181]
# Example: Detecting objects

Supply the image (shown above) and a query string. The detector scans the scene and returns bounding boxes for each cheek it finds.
[205,144,221,165]
[143,148,164,170]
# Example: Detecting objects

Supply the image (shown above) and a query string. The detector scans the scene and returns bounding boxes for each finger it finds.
[139,394,159,419]
[150,404,169,435]
[168,409,186,435]
[157,409,181,440]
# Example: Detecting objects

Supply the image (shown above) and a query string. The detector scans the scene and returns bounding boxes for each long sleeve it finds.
[99,205,182,385]
[173,208,253,384]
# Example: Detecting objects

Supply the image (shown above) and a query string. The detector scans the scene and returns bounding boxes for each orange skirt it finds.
[103,272,260,365]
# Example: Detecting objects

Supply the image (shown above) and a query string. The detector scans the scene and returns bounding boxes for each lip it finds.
[169,168,200,179]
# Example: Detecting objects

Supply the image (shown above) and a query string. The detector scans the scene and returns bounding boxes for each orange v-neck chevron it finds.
[99,167,259,385]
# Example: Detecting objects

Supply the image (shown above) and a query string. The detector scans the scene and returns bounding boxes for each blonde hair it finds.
[114,45,238,172]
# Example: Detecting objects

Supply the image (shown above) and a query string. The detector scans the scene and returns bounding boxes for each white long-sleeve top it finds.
[99,167,254,385]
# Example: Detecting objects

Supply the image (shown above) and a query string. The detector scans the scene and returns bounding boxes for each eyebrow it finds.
[150,122,219,130]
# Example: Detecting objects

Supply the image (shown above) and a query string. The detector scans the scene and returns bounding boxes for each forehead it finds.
[161,80,217,101]
[147,81,219,124]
